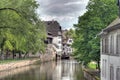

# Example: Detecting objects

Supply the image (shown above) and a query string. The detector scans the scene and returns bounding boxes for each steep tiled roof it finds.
[107,17,120,28]
[99,17,120,36]
[103,17,120,32]
[44,21,62,37]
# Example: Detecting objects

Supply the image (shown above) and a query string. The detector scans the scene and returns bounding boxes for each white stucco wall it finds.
[52,36,62,55]
[101,55,120,80]
[62,38,73,55]
[101,29,120,80]
[67,38,73,45]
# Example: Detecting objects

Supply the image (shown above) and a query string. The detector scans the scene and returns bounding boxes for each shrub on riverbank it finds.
[87,61,97,70]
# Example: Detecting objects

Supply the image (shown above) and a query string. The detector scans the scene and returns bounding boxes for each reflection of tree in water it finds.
[2,61,56,80]
[2,60,84,80]
[74,64,84,80]
[61,60,84,80]
[61,60,70,77]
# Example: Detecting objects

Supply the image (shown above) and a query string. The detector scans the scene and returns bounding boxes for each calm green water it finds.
[0,60,84,80]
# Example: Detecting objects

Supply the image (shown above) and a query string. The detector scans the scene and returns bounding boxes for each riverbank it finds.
[0,58,40,72]
[82,68,100,80]
[0,56,55,72]
[0,49,56,72]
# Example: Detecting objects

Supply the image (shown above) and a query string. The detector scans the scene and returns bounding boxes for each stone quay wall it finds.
[83,68,100,80]
[0,58,40,72]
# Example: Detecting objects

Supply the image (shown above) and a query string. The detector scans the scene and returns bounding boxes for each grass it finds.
[0,58,33,64]
[0,59,20,64]
[0,57,40,64]
[87,61,97,70]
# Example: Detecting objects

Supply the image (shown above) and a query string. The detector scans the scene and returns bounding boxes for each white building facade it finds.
[100,18,120,80]
[44,21,62,56]
[52,34,62,55]
[62,38,73,55]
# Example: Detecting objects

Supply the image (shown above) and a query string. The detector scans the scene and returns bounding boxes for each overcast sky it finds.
[36,0,89,29]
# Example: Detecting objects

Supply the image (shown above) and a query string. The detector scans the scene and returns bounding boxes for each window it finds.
[110,35,114,55]
[58,36,61,39]
[69,40,72,42]
[108,36,111,54]
[58,41,61,44]
[102,59,104,77]
[116,68,120,80]
[104,60,107,78]
[105,37,108,54]
[47,22,50,25]
[110,66,114,80]
[58,31,61,35]
[102,37,108,54]
[69,48,71,51]
[116,34,120,55]
[102,59,107,78]
[102,39,104,53]
[59,46,62,49]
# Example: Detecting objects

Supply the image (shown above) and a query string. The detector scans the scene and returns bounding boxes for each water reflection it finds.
[1,60,84,80]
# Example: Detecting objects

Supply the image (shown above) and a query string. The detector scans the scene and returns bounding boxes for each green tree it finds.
[73,0,118,68]
[0,0,46,59]
[65,29,75,39]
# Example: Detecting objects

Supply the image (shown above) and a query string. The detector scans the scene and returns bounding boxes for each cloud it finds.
[64,1,87,6]
[37,0,89,29]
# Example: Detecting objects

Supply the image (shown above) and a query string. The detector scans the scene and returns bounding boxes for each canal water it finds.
[0,60,84,80]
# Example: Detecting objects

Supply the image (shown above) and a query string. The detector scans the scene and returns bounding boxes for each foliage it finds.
[65,29,75,39]
[73,0,118,65]
[0,0,46,58]
[87,62,97,70]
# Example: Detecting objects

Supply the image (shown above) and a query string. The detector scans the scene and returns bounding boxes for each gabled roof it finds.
[44,21,62,37]
[103,17,120,32]
[99,17,120,36]
[107,17,120,28]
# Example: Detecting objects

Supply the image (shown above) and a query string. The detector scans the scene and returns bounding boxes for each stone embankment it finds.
[83,68,100,80]
[0,44,56,72]
[0,54,55,72]
[0,58,40,72]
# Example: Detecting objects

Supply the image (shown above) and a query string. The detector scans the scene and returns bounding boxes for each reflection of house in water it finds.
[61,61,75,80]
[52,60,76,80]
[99,18,120,80]
[39,61,56,80]
[52,61,62,80]
[0,66,32,79]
